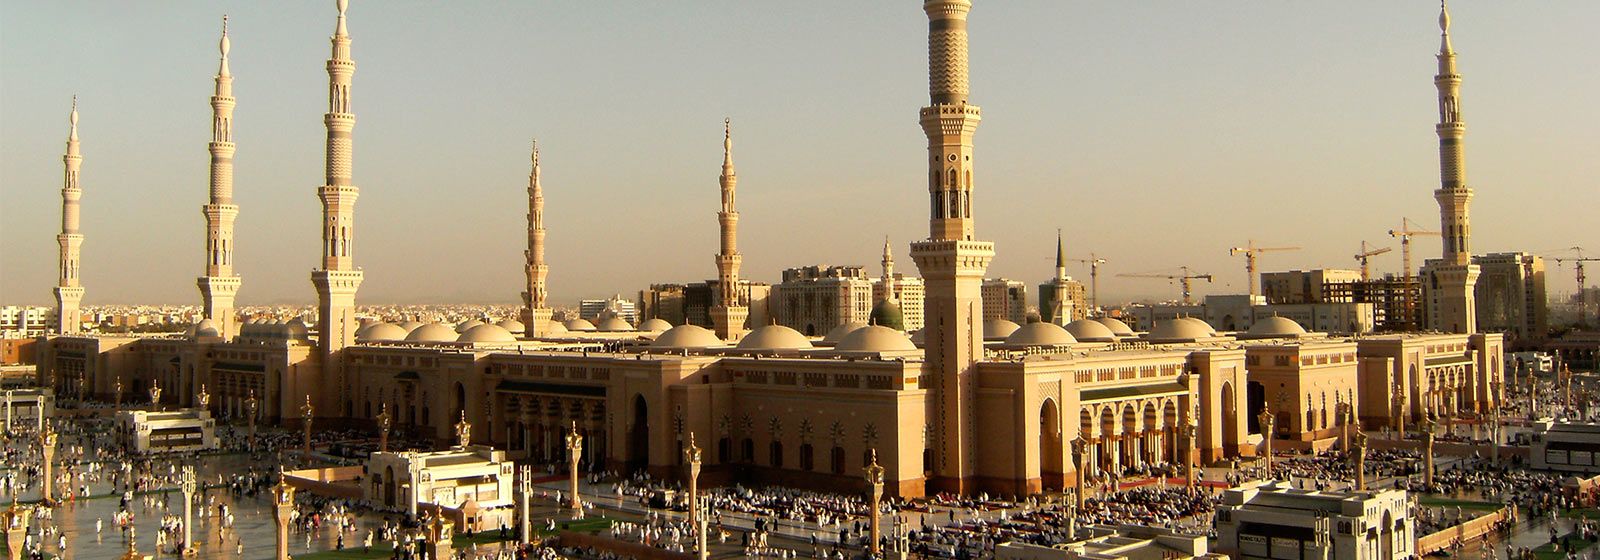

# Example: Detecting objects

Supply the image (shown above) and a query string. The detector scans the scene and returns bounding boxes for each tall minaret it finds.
[54,98,85,335]
[521,140,553,336]
[1424,0,1480,333]
[709,119,748,340]
[879,237,896,302]
[311,0,363,382]
[1045,229,1073,326]
[198,16,241,339]
[909,0,994,495]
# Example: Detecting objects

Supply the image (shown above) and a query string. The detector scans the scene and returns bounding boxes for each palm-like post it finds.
[1489,407,1501,465]
[196,384,211,414]
[1337,402,1352,451]
[114,378,124,410]
[1351,421,1368,491]
[1182,421,1198,489]
[300,396,314,458]
[244,390,259,452]
[376,403,392,453]
[1258,406,1275,479]
[75,372,86,403]
[150,385,162,412]
[2,500,32,560]
[2,389,11,438]
[37,423,57,505]
[864,449,886,557]
[180,465,197,556]
[516,465,532,546]
[1420,415,1437,487]
[685,433,706,560]
[453,411,471,450]
[565,421,582,512]
[272,468,295,560]
[1070,436,1088,509]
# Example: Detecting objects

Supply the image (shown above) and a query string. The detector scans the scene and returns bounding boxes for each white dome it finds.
[651,324,722,349]
[359,323,409,342]
[1093,317,1136,336]
[495,319,526,334]
[1149,318,1213,343]
[192,319,220,339]
[983,319,1021,341]
[822,322,869,345]
[284,319,309,338]
[1247,316,1307,338]
[406,323,459,342]
[542,320,569,335]
[397,321,427,333]
[455,319,485,333]
[736,325,813,351]
[1181,317,1217,335]
[458,324,517,343]
[564,318,597,332]
[638,318,673,332]
[595,316,634,332]
[1064,319,1117,342]
[835,325,917,353]
[1003,322,1078,347]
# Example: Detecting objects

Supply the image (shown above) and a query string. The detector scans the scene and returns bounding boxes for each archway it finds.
[1040,398,1063,489]
[1245,381,1265,433]
[1380,510,1394,559]
[453,382,467,423]
[627,395,649,473]
[1222,382,1239,457]
[383,466,396,506]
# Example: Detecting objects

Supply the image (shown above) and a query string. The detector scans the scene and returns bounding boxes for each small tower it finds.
[1044,229,1075,326]
[880,237,897,301]
[709,119,749,340]
[521,140,554,336]
[198,15,242,339]
[1421,0,1480,333]
[54,98,85,335]
[311,0,363,414]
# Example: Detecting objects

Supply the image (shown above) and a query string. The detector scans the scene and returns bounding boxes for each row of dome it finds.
[353,316,679,344]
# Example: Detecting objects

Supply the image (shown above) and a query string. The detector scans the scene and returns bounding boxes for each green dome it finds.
[869,298,905,332]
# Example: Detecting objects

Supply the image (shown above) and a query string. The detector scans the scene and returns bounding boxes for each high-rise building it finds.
[1421,1,1480,334]
[1260,270,1363,305]
[1474,252,1547,340]
[197,17,242,340]
[771,266,874,337]
[578,296,638,325]
[981,279,1028,324]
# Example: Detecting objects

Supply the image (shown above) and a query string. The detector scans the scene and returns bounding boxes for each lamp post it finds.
[150,385,162,412]
[376,403,392,453]
[300,396,314,458]
[114,378,124,410]
[196,384,210,414]
[1070,436,1088,509]
[1,501,31,560]
[1420,415,1437,488]
[565,421,582,512]
[38,422,57,505]
[1489,408,1501,466]
[180,465,197,556]
[864,449,886,557]
[453,411,471,450]
[1182,421,1198,489]
[1258,406,1275,479]
[1337,401,1351,451]
[1351,422,1368,491]
[684,432,702,525]
[516,465,532,546]
[244,390,258,452]
[272,469,295,560]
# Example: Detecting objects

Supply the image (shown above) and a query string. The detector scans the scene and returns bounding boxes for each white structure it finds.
[1530,421,1600,473]
[364,446,514,530]
[1421,1,1480,334]
[114,409,219,454]
[982,278,1029,324]
[54,99,85,335]
[1,389,55,433]
[997,524,1222,560]
[1215,481,1414,560]
[197,16,242,340]
[521,141,554,336]
[311,0,364,413]
[0,307,49,335]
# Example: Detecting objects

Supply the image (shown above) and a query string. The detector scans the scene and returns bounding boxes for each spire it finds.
[722,117,734,169]
[1438,0,1453,56]
[68,96,79,142]
[218,15,231,78]
[711,118,747,339]
[335,0,349,39]
[1055,229,1066,271]
[55,97,86,334]
[200,13,241,339]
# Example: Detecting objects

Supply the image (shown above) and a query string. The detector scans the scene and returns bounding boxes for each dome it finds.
[822,322,869,345]
[397,320,426,333]
[358,323,409,342]
[1093,317,1136,336]
[1247,316,1307,338]
[192,319,220,339]
[835,325,917,353]
[542,320,569,335]
[1180,317,1217,335]
[983,319,1021,341]
[736,325,813,351]
[455,319,485,333]
[1148,318,1213,343]
[1003,322,1077,347]
[869,299,905,331]
[909,329,925,345]
[284,319,309,338]
[406,323,459,342]
[651,324,722,349]
[458,323,517,343]
[564,318,597,332]
[1064,319,1117,342]
[595,316,633,332]
[638,318,673,332]
[495,319,526,334]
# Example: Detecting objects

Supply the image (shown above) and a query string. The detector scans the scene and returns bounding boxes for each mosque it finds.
[38,1,1503,498]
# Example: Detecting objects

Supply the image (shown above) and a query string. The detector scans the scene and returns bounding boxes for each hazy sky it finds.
[2,1,1596,307]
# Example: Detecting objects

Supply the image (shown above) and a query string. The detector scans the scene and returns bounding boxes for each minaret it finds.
[909,0,994,495]
[709,119,748,340]
[521,140,553,336]
[53,98,85,335]
[311,0,362,392]
[1045,229,1073,326]
[1424,0,1480,333]
[880,237,896,302]
[198,16,242,339]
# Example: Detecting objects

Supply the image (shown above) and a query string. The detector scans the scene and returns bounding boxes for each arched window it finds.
[832,446,846,474]
[800,444,815,471]
[769,441,783,467]
[740,438,754,463]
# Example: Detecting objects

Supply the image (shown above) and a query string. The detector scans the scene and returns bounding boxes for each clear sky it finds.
[2,1,1596,306]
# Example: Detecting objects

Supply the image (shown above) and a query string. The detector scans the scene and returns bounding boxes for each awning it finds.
[495,379,605,398]
[1080,382,1187,403]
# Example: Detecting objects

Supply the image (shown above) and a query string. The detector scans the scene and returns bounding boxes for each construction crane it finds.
[1387,217,1441,281]
[1117,267,1213,305]
[1354,241,1393,281]
[1228,240,1300,297]
[1552,247,1600,327]
[1067,253,1108,315]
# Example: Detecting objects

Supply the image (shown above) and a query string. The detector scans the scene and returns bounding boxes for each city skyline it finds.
[2,1,1596,306]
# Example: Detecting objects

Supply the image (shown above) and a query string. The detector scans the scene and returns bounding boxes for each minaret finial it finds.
[531,137,539,165]
[68,96,79,140]
[219,15,232,77]
[1056,228,1066,269]
[335,0,349,37]
[723,117,733,166]
[1439,0,1453,54]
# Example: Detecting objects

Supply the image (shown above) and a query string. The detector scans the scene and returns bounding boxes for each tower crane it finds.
[1354,241,1393,281]
[1228,241,1300,297]
[1387,217,1440,281]
[1117,267,1213,305]
[1552,246,1600,327]
[1067,253,1108,315]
